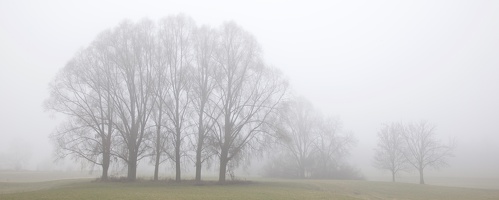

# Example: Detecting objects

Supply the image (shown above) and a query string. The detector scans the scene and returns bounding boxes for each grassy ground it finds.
[2,179,499,200]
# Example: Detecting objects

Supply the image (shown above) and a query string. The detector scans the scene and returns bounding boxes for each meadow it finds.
[2,177,499,200]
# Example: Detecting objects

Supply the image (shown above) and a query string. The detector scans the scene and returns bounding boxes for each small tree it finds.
[373,122,410,182]
[403,121,454,184]
[265,97,358,179]
[313,117,356,179]
[275,97,320,178]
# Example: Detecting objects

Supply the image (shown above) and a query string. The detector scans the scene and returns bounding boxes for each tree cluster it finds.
[45,14,287,182]
[263,97,361,179]
[373,121,455,184]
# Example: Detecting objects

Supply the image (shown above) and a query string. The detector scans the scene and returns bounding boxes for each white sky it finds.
[1,0,499,178]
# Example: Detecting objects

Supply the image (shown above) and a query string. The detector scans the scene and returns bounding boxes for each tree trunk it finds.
[195,135,203,181]
[127,145,137,181]
[153,107,163,181]
[175,132,181,182]
[101,137,111,181]
[102,164,109,181]
[195,110,205,181]
[298,157,305,178]
[419,168,425,184]
[154,161,159,181]
[127,155,137,181]
[153,123,162,181]
[392,171,395,182]
[101,149,110,181]
[219,147,229,182]
[154,152,160,181]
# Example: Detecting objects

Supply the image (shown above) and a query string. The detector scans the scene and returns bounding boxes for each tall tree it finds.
[46,42,115,180]
[211,22,287,182]
[191,25,218,181]
[149,24,169,181]
[373,122,409,182]
[106,19,157,181]
[158,14,195,182]
[403,121,454,184]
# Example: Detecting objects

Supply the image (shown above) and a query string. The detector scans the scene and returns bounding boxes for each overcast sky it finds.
[1,0,498,178]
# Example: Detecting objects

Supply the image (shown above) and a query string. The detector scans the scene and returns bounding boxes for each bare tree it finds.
[158,14,195,182]
[48,15,296,183]
[373,122,410,182]
[106,19,157,181]
[149,26,169,181]
[46,43,115,180]
[275,97,319,178]
[402,121,454,184]
[191,25,218,181]
[211,22,287,182]
[267,97,357,179]
[313,117,356,179]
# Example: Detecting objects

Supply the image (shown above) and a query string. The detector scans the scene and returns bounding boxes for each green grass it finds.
[1,179,499,200]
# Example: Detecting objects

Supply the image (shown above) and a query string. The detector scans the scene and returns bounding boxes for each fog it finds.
[1,0,499,183]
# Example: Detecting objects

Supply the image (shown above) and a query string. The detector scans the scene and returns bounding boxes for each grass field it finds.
[2,178,499,200]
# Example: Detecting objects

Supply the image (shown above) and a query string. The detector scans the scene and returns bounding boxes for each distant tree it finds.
[267,97,357,179]
[312,117,356,179]
[275,97,320,178]
[211,22,287,182]
[373,122,410,182]
[402,121,454,184]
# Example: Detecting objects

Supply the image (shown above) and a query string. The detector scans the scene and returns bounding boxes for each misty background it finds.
[1,0,498,180]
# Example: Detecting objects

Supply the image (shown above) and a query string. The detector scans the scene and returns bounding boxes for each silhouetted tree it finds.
[402,121,454,184]
[373,122,410,182]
